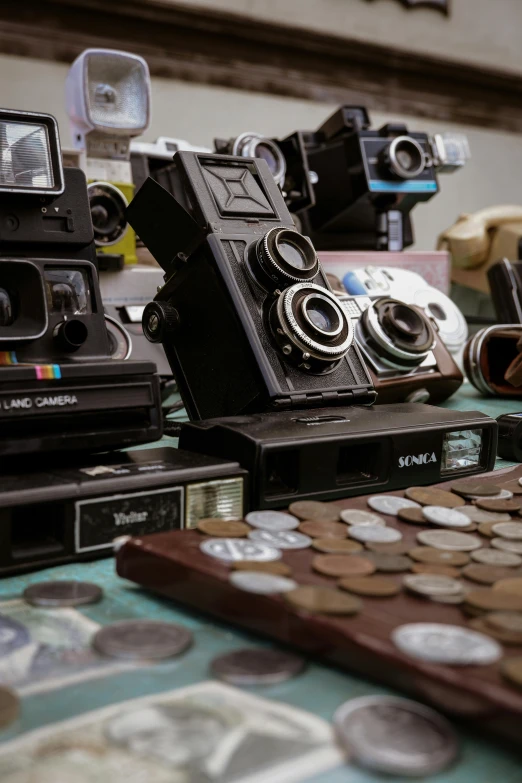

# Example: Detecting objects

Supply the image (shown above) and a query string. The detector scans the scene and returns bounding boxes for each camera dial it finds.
[87,181,128,246]
[252,227,319,290]
[270,282,353,372]
[359,297,435,370]
[380,136,426,180]
[232,132,286,188]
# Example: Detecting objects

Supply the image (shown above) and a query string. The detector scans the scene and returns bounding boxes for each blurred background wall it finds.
[0,0,521,250]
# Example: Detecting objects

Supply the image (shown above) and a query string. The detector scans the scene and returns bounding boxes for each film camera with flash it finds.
[0,108,162,458]
[66,48,151,268]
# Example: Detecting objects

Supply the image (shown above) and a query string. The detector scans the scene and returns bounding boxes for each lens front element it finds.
[384,136,426,180]
[360,297,435,369]
[254,227,319,289]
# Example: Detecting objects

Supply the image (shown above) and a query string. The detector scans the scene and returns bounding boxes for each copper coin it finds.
[365,541,412,555]
[298,520,347,539]
[493,577,522,596]
[408,547,470,566]
[501,657,522,688]
[465,588,522,612]
[500,480,522,495]
[476,498,522,513]
[312,554,375,578]
[311,538,363,554]
[197,519,251,537]
[486,612,522,634]
[288,501,341,523]
[451,480,502,498]
[462,563,514,585]
[285,585,361,615]
[397,507,426,525]
[478,521,501,538]
[468,617,522,646]
[405,487,465,508]
[365,553,412,573]
[338,576,400,597]
[411,563,460,578]
[232,560,292,576]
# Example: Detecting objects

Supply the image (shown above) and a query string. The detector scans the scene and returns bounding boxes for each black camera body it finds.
[127,152,376,420]
[0,109,162,457]
[291,106,439,251]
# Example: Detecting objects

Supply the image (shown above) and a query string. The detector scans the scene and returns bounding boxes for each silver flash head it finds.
[0,109,64,196]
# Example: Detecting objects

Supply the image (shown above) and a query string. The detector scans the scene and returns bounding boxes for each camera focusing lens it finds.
[254,227,319,288]
[231,133,286,187]
[256,142,278,175]
[87,182,128,246]
[302,294,342,336]
[382,136,426,180]
[386,303,424,338]
[0,288,14,326]
[360,297,435,369]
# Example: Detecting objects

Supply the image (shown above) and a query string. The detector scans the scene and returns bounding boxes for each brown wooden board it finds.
[116,464,522,745]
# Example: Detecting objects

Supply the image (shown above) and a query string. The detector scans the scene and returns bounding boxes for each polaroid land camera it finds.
[0,109,162,458]
[127,151,377,420]
[66,48,151,269]
[274,106,470,252]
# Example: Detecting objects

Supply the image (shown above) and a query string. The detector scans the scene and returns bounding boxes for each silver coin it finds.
[348,525,402,544]
[339,509,386,527]
[392,622,502,665]
[458,506,511,523]
[491,538,522,554]
[23,580,103,607]
[421,506,470,529]
[471,548,522,567]
[333,695,459,777]
[211,648,306,686]
[403,574,464,597]
[367,496,420,516]
[519,477,522,487]
[248,529,312,549]
[200,538,281,562]
[244,510,299,531]
[229,571,297,595]
[464,488,513,501]
[93,620,193,660]
[416,530,481,551]
[491,521,522,540]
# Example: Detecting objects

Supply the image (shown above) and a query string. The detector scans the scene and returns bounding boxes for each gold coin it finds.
[311,539,363,554]
[405,487,465,508]
[397,507,426,525]
[298,520,347,539]
[408,547,470,566]
[312,554,375,578]
[469,617,522,646]
[338,576,400,597]
[232,561,292,576]
[288,501,341,523]
[493,577,522,596]
[0,686,19,729]
[476,498,522,513]
[197,519,251,537]
[285,585,361,615]
[465,588,522,612]
[501,657,522,688]
[486,612,522,634]
[462,564,515,585]
[365,541,411,555]
[411,563,461,578]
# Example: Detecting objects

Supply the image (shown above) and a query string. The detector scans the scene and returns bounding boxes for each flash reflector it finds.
[432,133,471,173]
[185,477,245,529]
[0,110,63,195]
[441,429,483,473]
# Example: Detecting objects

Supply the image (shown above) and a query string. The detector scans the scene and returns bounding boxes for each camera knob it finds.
[142,301,180,343]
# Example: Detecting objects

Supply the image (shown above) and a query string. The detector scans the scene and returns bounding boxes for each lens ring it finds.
[277,283,353,360]
[387,136,426,179]
[362,298,435,365]
[231,132,286,187]
[87,181,128,246]
[259,227,319,285]
[301,293,343,337]
[104,314,132,360]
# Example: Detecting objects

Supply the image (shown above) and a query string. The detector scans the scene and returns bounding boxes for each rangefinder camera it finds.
[0,109,162,458]
[339,295,463,404]
[127,151,377,420]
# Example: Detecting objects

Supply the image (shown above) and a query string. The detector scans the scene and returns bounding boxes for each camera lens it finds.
[87,182,128,246]
[270,283,353,371]
[0,288,14,326]
[54,318,88,351]
[253,227,319,289]
[360,297,435,369]
[232,133,286,187]
[382,136,426,180]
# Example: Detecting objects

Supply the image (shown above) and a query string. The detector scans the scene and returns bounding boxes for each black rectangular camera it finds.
[0,109,162,458]
[127,151,377,420]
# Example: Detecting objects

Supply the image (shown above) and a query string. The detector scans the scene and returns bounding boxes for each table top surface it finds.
[2,383,522,782]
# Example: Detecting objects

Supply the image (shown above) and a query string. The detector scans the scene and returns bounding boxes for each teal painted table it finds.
[1,383,522,782]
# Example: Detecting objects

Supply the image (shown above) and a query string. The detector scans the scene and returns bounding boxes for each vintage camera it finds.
[131,136,212,193]
[0,108,162,457]
[277,106,470,251]
[338,294,463,404]
[66,48,151,269]
[214,133,287,189]
[127,151,377,420]
[464,325,522,398]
